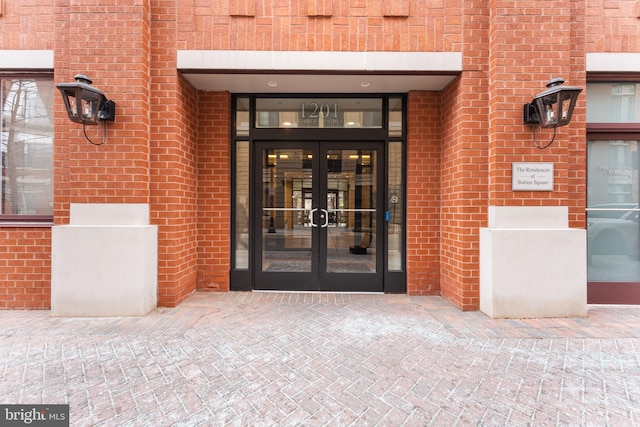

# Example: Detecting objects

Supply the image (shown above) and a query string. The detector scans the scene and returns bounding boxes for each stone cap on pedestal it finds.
[70,203,150,226]
[488,206,568,229]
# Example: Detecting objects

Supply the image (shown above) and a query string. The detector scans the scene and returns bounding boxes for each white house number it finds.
[300,102,339,119]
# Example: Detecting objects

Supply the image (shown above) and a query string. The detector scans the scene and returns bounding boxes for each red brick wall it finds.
[586,0,640,52]
[54,1,152,221]
[568,0,588,229]
[0,0,54,49]
[406,92,442,296]
[433,1,589,311]
[438,73,490,311]
[1,1,155,309]
[0,1,54,308]
[150,75,199,307]
[176,0,462,51]
[1,0,635,309]
[487,1,577,209]
[150,0,200,307]
[435,1,490,311]
[0,230,51,309]
[196,92,231,293]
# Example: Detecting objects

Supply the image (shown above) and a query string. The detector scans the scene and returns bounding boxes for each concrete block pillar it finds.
[51,204,158,317]
[480,206,587,318]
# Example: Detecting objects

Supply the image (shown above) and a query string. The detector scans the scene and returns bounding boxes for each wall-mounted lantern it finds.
[56,74,116,145]
[523,77,582,149]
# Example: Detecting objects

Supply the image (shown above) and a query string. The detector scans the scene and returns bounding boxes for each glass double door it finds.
[254,141,384,291]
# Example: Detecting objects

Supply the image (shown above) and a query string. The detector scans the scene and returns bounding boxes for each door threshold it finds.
[252,290,384,295]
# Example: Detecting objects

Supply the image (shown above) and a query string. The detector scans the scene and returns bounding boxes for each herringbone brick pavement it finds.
[1,292,639,426]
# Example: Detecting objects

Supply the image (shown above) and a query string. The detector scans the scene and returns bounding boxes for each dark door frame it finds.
[252,140,385,292]
[230,94,408,294]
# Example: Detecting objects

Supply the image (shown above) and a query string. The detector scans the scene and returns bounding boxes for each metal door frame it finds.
[230,94,407,294]
[252,141,384,292]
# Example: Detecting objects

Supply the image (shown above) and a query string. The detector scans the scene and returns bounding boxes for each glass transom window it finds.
[586,83,640,123]
[255,98,383,129]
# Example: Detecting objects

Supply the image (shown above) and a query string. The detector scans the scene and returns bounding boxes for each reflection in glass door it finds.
[254,142,383,291]
[260,146,314,274]
[587,140,640,281]
[324,148,377,276]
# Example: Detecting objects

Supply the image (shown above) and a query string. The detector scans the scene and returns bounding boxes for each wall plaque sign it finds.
[512,162,554,191]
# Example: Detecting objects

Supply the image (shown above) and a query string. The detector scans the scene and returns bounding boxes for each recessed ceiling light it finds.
[267,81,278,87]
[360,81,370,88]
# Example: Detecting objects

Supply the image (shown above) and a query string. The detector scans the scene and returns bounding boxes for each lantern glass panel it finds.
[80,96,100,123]
[557,90,580,127]
[57,82,106,125]
[535,94,560,128]
[78,88,104,125]
[67,93,79,119]
[534,88,581,128]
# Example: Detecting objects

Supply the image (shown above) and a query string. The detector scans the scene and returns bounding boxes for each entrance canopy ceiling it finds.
[178,50,462,93]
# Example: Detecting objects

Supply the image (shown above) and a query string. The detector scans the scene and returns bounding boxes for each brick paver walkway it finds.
[1,292,639,426]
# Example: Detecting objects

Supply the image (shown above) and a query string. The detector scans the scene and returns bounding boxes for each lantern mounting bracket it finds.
[98,100,116,122]
[523,103,541,125]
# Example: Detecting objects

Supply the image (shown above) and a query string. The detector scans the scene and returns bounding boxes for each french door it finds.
[253,141,384,291]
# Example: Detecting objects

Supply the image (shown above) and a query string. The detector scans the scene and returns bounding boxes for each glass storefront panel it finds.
[235,97,249,136]
[389,97,403,137]
[260,148,313,272]
[325,148,377,274]
[586,83,640,123]
[388,141,403,271]
[1,78,54,217]
[587,140,640,282]
[255,98,383,129]
[234,141,249,269]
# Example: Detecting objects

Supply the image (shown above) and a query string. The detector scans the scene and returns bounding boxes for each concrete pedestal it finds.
[480,206,587,318]
[51,204,158,317]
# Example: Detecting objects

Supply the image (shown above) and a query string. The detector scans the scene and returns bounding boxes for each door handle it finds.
[320,209,329,228]
[309,208,318,227]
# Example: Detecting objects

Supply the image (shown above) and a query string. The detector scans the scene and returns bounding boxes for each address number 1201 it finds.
[300,102,339,119]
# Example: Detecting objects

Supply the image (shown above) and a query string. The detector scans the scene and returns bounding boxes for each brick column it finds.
[486,0,583,209]
[478,0,588,317]
[196,92,232,294]
[52,1,156,314]
[54,0,152,219]
[437,1,490,310]
[406,92,443,296]
[150,3,201,306]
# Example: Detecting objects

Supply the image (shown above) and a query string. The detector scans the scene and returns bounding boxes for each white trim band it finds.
[0,50,54,69]
[586,53,640,73]
[178,50,463,73]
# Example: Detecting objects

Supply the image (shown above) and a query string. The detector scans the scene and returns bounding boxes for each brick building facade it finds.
[1,1,639,313]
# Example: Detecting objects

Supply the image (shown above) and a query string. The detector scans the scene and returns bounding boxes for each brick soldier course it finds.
[1,292,639,425]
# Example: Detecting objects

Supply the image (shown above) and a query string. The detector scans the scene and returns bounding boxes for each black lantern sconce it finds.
[56,74,116,145]
[523,77,582,149]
